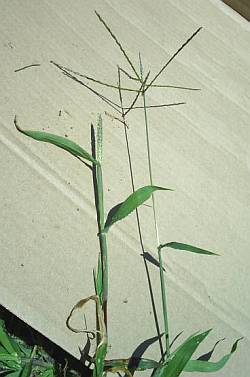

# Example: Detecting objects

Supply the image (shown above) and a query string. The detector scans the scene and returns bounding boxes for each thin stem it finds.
[96,175,108,329]
[92,117,109,331]
[141,91,160,246]
[158,246,170,357]
[99,231,108,328]
[117,67,164,359]
[140,55,170,358]
[124,70,150,116]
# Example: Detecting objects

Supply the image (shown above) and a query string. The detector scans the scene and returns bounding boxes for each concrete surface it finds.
[0,0,249,375]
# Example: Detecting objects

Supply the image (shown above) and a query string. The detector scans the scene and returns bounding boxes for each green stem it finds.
[30,345,37,359]
[158,246,170,357]
[99,229,108,328]
[95,117,109,332]
[141,80,170,358]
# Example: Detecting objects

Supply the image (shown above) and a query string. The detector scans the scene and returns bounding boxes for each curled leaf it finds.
[197,337,225,361]
[66,295,104,341]
[184,337,243,372]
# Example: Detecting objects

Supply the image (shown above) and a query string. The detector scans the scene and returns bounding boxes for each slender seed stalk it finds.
[95,116,109,330]
[140,56,170,358]
[95,11,141,81]
[145,26,202,92]
[117,68,165,359]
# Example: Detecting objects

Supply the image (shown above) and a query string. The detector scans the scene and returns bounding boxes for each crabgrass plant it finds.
[0,319,53,377]
[13,11,242,377]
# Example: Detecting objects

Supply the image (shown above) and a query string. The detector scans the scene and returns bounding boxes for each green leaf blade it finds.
[14,117,97,165]
[161,242,219,256]
[0,353,21,370]
[0,321,20,355]
[153,329,211,377]
[39,368,55,377]
[184,337,242,372]
[104,185,172,233]
[5,371,21,377]
[20,362,32,377]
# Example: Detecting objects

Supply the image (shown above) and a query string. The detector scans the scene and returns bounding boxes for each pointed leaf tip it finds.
[14,116,98,165]
[153,329,211,377]
[160,242,219,256]
[104,185,173,233]
[184,337,243,372]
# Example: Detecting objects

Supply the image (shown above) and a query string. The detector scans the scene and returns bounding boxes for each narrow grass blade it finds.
[0,354,20,372]
[20,362,32,377]
[4,371,21,377]
[0,353,20,364]
[0,321,20,355]
[184,338,243,372]
[0,354,18,361]
[153,329,211,377]
[14,116,97,165]
[39,368,54,377]
[197,338,225,361]
[160,242,219,256]
[104,186,173,233]
[169,331,184,349]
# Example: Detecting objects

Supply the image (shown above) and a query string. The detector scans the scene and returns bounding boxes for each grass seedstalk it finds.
[94,116,108,330]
